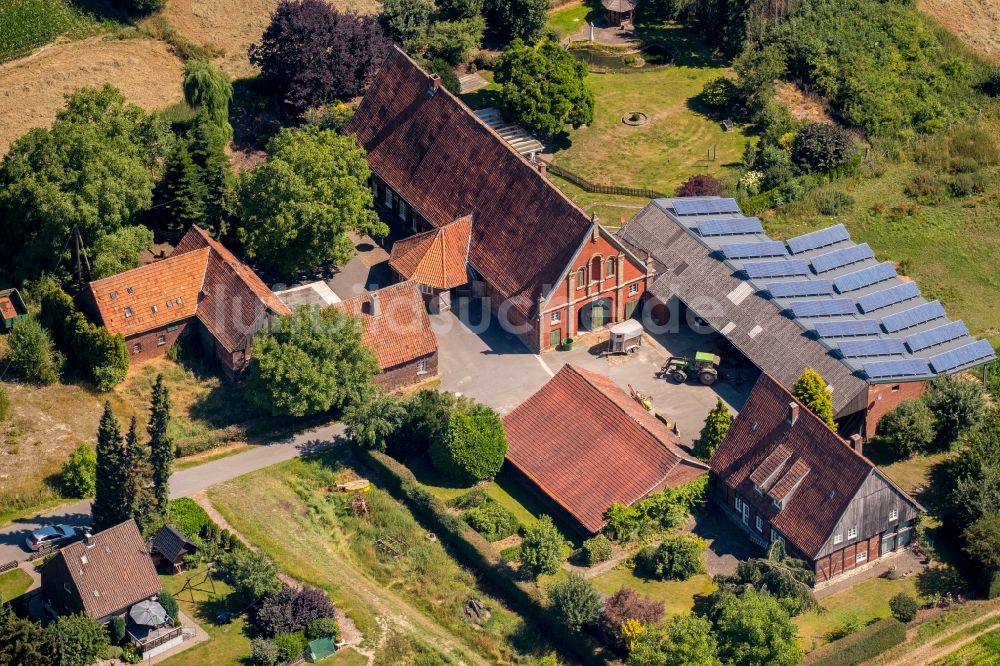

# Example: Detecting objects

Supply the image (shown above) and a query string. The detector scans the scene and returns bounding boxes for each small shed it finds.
[0,288,28,332]
[148,525,198,573]
[603,0,637,26]
[308,637,337,662]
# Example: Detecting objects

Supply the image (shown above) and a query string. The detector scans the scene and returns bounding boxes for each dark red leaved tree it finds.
[675,174,726,197]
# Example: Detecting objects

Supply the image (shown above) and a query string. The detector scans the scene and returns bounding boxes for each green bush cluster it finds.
[168,498,213,539]
[7,316,63,384]
[60,443,97,498]
[888,593,917,623]
[463,500,520,542]
[429,403,507,483]
[581,534,613,567]
[633,535,706,581]
[605,476,707,542]
[800,618,906,666]
[37,280,128,391]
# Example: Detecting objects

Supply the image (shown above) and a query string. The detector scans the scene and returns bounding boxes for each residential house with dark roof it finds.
[709,373,923,585]
[346,47,652,352]
[618,198,994,437]
[332,281,438,392]
[503,364,708,534]
[84,226,290,376]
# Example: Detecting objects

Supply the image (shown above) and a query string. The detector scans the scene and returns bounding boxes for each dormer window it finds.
[772,498,783,510]
[123,307,133,318]
[753,484,763,495]
[126,287,134,294]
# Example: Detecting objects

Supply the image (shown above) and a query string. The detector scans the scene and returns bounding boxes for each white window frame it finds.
[419,283,434,295]
[833,533,843,545]
[550,311,561,324]
[772,498,783,510]
[156,335,166,347]
[856,550,868,563]
[755,515,763,532]
[628,282,639,295]
[770,529,784,545]
[416,359,428,375]
[848,526,858,540]
[889,508,898,522]
[734,496,743,512]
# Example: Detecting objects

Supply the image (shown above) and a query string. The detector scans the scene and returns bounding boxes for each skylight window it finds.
[109,291,118,300]
[176,296,184,305]
[151,305,158,313]
[165,300,173,309]
[123,307,133,318]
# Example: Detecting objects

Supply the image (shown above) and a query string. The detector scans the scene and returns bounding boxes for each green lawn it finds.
[158,575,252,666]
[794,576,920,653]
[0,0,122,62]
[549,23,749,197]
[0,568,32,602]
[591,568,717,617]
[546,1,601,39]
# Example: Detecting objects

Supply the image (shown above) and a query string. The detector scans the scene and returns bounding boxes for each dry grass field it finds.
[0,36,184,153]
[918,0,1000,62]
[161,0,379,77]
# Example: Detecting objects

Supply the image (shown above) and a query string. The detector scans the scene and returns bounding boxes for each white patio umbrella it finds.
[129,600,168,627]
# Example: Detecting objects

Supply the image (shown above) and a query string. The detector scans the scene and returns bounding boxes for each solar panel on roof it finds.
[697,217,764,236]
[814,320,882,338]
[743,260,811,279]
[811,243,875,273]
[673,198,741,216]
[833,262,897,293]
[720,241,788,260]
[857,282,921,313]
[906,321,970,353]
[838,338,907,358]
[863,359,932,379]
[789,299,858,318]
[928,339,996,373]
[767,280,834,298]
[787,224,851,254]
[881,301,946,333]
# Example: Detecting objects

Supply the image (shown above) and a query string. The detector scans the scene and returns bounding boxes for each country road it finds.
[0,421,346,565]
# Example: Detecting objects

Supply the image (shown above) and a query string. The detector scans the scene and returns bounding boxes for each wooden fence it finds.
[545,163,667,199]
[0,560,17,574]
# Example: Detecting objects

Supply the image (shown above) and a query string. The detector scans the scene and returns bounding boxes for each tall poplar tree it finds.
[148,374,174,515]
[693,398,734,461]
[123,417,153,532]
[91,403,127,531]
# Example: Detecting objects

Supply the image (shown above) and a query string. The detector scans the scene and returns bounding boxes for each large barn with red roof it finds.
[346,47,652,352]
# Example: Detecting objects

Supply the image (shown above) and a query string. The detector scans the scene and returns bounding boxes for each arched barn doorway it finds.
[579,298,612,331]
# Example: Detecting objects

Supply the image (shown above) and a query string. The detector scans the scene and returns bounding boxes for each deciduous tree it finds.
[429,403,507,482]
[437,0,484,21]
[148,374,174,515]
[379,0,434,51]
[7,317,62,385]
[183,60,234,137]
[484,0,548,43]
[924,375,985,445]
[692,398,733,460]
[425,17,485,66]
[791,123,856,173]
[519,515,565,578]
[792,368,835,428]
[220,548,283,602]
[676,174,726,198]
[60,444,96,498]
[628,614,722,666]
[494,40,594,138]
[599,587,665,651]
[707,589,800,666]
[89,225,154,280]
[876,399,935,457]
[548,573,601,632]
[343,391,405,451]
[46,613,108,666]
[237,127,386,274]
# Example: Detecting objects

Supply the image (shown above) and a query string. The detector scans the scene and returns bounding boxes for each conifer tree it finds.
[187,111,234,234]
[123,417,154,532]
[92,403,127,531]
[693,398,734,461]
[161,139,209,230]
[792,368,836,429]
[148,374,174,515]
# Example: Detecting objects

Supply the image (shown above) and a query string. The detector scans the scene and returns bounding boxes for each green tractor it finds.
[659,351,721,385]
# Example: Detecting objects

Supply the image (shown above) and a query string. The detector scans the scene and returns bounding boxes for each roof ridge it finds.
[88,246,211,286]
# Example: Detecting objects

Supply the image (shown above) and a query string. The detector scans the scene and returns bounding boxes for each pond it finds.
[568,43,673,71]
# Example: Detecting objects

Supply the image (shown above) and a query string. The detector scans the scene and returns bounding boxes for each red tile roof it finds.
[503,365,708,533]
[332,281,437,370]
[709,373,920,558]
[346,47,594,319]
[88,226,290,352]
[43,519,161,619]
[389,215,472,290]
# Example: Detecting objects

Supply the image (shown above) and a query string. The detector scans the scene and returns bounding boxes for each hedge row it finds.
[800,617,906,666]
[355,447,607,666]
[37,281,129,391]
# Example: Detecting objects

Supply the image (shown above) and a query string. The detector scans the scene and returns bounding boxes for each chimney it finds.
[428,74,441,95]
[369,292,380,318]
[591,213,600,242]
[849,434,863,456]
[788,401,799,426]
[536,160,547,177]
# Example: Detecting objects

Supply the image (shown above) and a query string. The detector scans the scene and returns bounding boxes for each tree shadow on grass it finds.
[633,21,726,69]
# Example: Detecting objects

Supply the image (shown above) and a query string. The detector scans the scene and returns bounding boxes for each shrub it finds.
[637,535,706,581]
[388,390,467,460]
[675,174,725,198]
[980,67,1000,97]
[924,375,985,444]
[876,399,935,456]
[692,398,733,461]
[60,443,97,498]
[464,500,520,541]
[426,58,462,95]
[45,613,109,666]
[159,591,179,624]
[815,191,854,216]
[582,534,613,567]
[8,316,62,384]
[429,404,507,482]
[305,617,340,641]
[792,368,835,429]
[519,515,565,578]
[219,548,282,601]
[256,585,336,637]
[548,573,601,632]
[701,76,737,109]
[0,385,9,422]
[169,498,213,540]
[889,593,917,623]
[599,587,664,650]
[109,616,126,644]
[950,172,987,197]
[425,18,485,66]
[273,632,308,662]
[605,477,707,542]
[791,124,856,172]
[251,637,280,666]
[448,487,488,510]
[799,618,905,666]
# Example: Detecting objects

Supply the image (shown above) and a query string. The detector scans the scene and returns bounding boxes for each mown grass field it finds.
[590,567,717,617]
[0,568,32,602]
[158,576,252,666]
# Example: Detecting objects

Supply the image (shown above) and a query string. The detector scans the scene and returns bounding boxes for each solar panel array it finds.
[838,338,907,358]
[928,340,996,373]
[857,281,921,314]
[787,224,850,254]
[790,299,858,319]
[743,260,811,279]
[767,280,834,298]
[881,301,946,333]
[697,217,764,237]
[906,321,969,353]
[864,359,932,379]
[811,243,875,273]
[814,320,882,338]
[673,198,741,216]
[833,262,897,293]
[720,241,788,260]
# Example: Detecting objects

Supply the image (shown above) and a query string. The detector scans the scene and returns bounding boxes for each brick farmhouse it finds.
[347,47,651,352]
[709,373,923,585]
[84,226,290,376]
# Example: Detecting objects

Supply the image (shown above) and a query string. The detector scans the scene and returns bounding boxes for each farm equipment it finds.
[658,351,721,385]
[604,319,644,356]
[628,384,653,411]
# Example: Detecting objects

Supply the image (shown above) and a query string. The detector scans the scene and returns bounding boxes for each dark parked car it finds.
[25,525,77,551]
